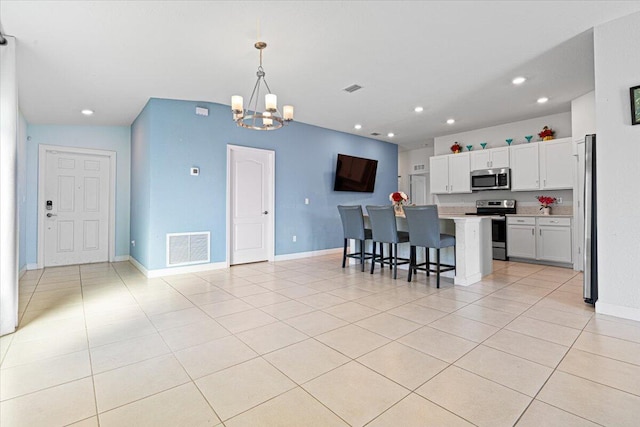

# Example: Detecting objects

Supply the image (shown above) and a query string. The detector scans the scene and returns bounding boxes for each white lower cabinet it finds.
[507,216,572,264]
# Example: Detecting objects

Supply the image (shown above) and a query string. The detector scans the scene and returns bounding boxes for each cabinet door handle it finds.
[517,219,524,223]
[531,229,534,235]
[550,220,559,223]
[540,229,542,236]
[544,179,546,187]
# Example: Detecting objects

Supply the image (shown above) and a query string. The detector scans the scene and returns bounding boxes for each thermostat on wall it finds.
[190,167,200,176]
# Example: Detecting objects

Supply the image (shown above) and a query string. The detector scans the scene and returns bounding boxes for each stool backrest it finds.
[337,205,366,240]
[366,205,399,243]
[403,205,441,248]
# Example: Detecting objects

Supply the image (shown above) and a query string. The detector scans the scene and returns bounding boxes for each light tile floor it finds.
[2,256,640,426]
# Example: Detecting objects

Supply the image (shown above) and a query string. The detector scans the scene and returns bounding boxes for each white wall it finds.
[0,37,19,336]
[593,11,640,321]
[433,112,572,155]
[571,91,596,140]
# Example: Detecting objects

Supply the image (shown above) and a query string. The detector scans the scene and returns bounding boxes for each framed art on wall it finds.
[631,85,640,125]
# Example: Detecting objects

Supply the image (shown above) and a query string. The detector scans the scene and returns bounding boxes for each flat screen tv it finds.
[333,154,378,192]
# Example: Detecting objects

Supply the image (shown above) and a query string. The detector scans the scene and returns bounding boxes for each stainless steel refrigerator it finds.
[584,134,597,304]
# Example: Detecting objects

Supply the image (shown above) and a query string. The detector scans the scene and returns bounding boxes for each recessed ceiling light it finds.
[414,106,424,113]
[537,97,549,104]
[81,109,94,116]
[512,76,526,85]
[387,132,395,138]
[354,124,362,130]
[446,118,455,124]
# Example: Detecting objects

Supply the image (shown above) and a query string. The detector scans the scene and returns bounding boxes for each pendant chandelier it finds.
[231,41,294,130]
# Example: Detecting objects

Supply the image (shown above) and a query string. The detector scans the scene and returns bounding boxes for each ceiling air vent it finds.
[343,84,362,93]
[370,132,381,136]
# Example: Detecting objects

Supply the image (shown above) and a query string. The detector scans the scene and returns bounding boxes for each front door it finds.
[43,150,110,266]
[229,146,274,265]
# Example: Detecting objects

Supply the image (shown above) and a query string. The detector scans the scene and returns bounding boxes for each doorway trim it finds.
[37,144,117,268]
[226,144,275,267]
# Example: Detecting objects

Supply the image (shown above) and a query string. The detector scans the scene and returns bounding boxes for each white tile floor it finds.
[2,255,640,426]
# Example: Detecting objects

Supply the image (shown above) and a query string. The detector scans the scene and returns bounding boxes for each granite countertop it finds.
[506,213,573,218]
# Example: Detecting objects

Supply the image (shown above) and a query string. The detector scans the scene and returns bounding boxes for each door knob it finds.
[263,211,269,214]
[46,213,57,218]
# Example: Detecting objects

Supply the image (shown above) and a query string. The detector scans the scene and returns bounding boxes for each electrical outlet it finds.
[557,197,563,204]
[292,235,297,242]
[131,240,136,247]
[304,198,309,205]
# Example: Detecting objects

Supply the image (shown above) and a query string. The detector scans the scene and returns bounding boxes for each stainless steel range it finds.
[465,200,516,261]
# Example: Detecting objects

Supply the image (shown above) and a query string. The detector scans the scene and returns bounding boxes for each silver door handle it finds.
[46,213,57,217]
[263,211,269,215]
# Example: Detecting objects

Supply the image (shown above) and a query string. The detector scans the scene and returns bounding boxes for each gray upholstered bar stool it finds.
[403,205,455,288]
[337,205,373,272]
[365,205,410,279]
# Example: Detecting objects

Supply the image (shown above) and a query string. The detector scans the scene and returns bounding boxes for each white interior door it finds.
[43,150,110,266]
[229,146,274,265]
[410,174,427,205]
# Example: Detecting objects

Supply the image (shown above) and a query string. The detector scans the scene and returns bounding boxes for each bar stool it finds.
[403,205,455,288]
[365,205,410,279]
[337,205,374,272]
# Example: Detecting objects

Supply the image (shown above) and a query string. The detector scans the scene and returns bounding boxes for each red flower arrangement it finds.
[536,195,557,209]
[450,142,462,153]
[538,126,555,140]
[389,191,408,204]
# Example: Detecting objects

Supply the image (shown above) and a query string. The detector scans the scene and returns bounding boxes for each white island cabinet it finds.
[507,216,572,265]
[358,215,492,286]
[429,153,471,194]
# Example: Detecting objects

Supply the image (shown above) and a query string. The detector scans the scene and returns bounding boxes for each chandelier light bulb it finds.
[283,105,294,121]
[265,94,277,112]
[231,96,243,113]
[263,111,273,126]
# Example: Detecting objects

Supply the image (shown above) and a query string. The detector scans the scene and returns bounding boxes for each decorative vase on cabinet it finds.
[394,203,404,216]
[541,207,551,215]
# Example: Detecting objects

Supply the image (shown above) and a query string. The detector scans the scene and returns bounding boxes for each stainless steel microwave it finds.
[471,168,510,191]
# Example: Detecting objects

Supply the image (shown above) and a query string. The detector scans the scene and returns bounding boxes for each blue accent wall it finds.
[25,125,131,264]
[131,98,397,270]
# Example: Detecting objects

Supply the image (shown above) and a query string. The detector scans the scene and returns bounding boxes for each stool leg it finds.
[408,246,414,282]
[436,248,441,288]
[342,238,347,268]
[360,240,365,272]
[370,242,377,274]
[393,243,398,280]
[380,243,384,270]
[426,248,430,276]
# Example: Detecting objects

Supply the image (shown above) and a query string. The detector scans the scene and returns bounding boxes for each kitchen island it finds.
[359,214,493,286]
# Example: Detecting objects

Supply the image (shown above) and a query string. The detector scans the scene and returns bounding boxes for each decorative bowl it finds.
[480,142,487,149]
[506,139,513,145]
[466,145,473,151]
[525,135,533,143]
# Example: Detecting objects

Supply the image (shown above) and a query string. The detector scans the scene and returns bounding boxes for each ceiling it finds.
[2,1,640,151]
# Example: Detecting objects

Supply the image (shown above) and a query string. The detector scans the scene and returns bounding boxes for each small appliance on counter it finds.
[465,200,516,260]
[471,168,510,191]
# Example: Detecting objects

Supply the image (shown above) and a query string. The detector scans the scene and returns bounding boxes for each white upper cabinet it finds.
[470,147,510,171]
[509,137,573,191]
[429,153,471,194]
[449,153,471,193]
[510,144,540,191]
[430,155,450,193]
[539,138,574,189]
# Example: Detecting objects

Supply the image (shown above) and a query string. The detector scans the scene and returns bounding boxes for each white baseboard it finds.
[274,247,342,262]
[129,256,227,278]
[596,301,640,322]
[19,265,27,278]
[114,255,130,262]
[26,263,39,271]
